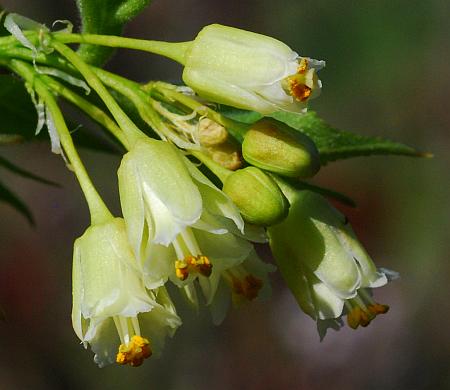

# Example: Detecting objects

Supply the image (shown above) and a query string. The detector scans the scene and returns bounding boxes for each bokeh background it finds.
[0,1,449,389]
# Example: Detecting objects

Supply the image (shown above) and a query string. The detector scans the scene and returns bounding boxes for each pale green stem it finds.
[0,31,192,65]
[89,67,174,145]
[53,33,191,65]
[190,150,232,183]
[41,75,129,149]
[7,59,112,225]
[0,45,76,74]
[0,46,129,148]
[50,39,145,146]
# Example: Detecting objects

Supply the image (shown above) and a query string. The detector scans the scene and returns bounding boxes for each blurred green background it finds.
[0,0,449,389]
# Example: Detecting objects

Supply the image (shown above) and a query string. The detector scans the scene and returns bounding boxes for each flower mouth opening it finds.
[113,316,152,367]
[345,289,389,329]
[283,58,318,102]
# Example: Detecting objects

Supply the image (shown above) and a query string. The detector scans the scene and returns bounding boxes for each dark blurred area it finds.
[0,1,449,389]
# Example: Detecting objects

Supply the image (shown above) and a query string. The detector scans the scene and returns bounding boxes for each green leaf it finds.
[270,111,424,164]
[76,0,151,65]
[0,178,34,225]
[0,155,59,186]
[217,104,263,124]
[288,180,356,208]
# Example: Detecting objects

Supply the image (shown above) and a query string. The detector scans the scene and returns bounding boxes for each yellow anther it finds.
[297,58,308,74]
[284,59,316,102]
[288,77,312,102]
[193,255,212,277]
[116,335,152,367]
[175,259,190,281]
[347,301,389,329]
[347,307,362,329]
[359,309,372,327]
[175,255,212,280]
[368,303,389,315]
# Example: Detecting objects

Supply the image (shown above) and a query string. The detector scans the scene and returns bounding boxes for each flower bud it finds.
[242,119,320,178]
[182,24,324,114]
[222,167,289,226]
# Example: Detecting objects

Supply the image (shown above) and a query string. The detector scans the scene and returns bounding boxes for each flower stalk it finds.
[6,59,112,225]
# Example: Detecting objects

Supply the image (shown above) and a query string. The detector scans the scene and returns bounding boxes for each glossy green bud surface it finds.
[242,119,320,178]
[222,167,289,226]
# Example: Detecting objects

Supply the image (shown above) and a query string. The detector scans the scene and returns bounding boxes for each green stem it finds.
[0,31,192,65]
[7,59,112,225]
[0,45,75,71]
[0,46,130,148]
[53,33,191,65]
[50,40,145,146]
[90,67,171,144]
[42,75,129,149]
[190,150,232,183]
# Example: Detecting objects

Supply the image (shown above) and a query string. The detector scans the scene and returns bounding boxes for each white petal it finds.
[76,219,154,319]
[84,317,120,368]
[195,230,252,303]
[139,304,182,357]
[71,239,84,341]
[253,82,293,106]
[183,157,245,232]
[316,318,344,341]
[335,223,387,288]
[131,139,203,244]
[142,181,186,246]
[117,154,146,263]
[183,68,277,114]
[142,242,175,289]
[311,281,345,320]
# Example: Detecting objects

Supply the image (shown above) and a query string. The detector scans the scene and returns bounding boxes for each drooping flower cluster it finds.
[0,15,399,368]
[66,25,396,366]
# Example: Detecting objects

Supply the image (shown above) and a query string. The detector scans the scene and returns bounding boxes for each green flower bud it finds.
[242,119,320,178]
[222,167,289,226]
[182,24,324,114]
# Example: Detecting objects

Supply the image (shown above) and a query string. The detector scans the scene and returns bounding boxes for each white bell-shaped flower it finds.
[182,24,325,114]
[72,217,181,367]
